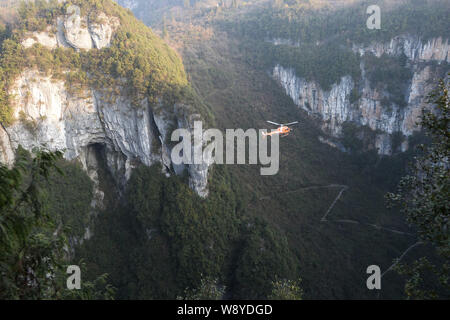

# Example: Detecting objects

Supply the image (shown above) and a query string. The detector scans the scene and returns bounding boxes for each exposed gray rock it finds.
[269,35,449,63]
[352,35,449,63]
[272,64,436,155]
[272,35,449,155]
[88,12,120,49]
[64,11,94,50]
[21,28,58,49]
[318,136,346,153]
[1,69,211,198]
[2,2,210,197]
[375,134,392,156]
[22,10,119,51]
[0,124,14,167]
[176,111,212,198]
[153,108,179,175]
[273,65,354,136]
[56,16,72,48]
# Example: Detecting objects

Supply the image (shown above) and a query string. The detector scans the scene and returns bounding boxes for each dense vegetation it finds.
[261,42,361,91]
[0,148,113,299]
[0,0,302,300]
[78,164,301,299]
[388,79,450,299]
[140,0,450,299]
[43,160,94,239]
[164,13,433,298]
[364,53,412,108]
[1,0,448,300]
[223,0,450,45]
[213,0,449,100]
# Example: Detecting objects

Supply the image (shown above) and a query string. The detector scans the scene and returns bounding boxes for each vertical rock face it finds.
[273,65,354,136]
[352,36,449,63]
[0,125,14,166]
[89,13,120,49]
[272,35,449,155]
[21,10,119,50]
[64,13,94,50]
[177,112,213,198]
[1,69,211,198]
[153,107,212,197]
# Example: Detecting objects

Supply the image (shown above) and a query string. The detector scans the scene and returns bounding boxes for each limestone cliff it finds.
[21,9,119,51]
[2,68,210,197]
[0,4,211,198]
[272,35,449,155]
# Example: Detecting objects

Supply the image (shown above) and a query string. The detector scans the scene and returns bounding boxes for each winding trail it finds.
[259,183,422,297]
[381,241,424,278]
[259,184,415,236]
[319,186,415,236]
[285,184,347,195]
[314,186,422,288]
[259,184,345,201]
[320,185,349,222]
[367,224,415,236]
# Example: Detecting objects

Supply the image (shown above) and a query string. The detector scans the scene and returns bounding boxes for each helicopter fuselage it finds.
[264,126,291,137]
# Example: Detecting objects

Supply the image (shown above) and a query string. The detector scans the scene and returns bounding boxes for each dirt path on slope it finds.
[260,184,415,236]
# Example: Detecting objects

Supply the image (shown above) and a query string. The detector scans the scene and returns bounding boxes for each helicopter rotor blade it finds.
[283,121,299,126]
[267,121,282,126]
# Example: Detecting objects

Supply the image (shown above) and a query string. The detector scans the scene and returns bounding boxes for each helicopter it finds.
[262,121,299,137]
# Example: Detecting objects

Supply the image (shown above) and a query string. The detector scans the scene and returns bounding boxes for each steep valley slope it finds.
[116,0,449,299]
[165,26,420,299]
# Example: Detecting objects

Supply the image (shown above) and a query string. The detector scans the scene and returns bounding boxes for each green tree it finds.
[232,220,299,299]
[178,277,226,300]
[0,148,114,300]
[268,278,303,300]
[0,148,65,299]
[387,78,450,299]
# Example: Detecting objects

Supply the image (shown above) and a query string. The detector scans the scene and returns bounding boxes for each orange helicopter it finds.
[262,121,299,138]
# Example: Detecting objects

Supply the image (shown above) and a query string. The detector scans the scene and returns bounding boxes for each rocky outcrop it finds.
[1,69,211,198]
[64,12,93,50]
[21,27,58,49]
[178,112,213,197]
[273,65,354,136]
[7,5,211,198]
[269,35,449,63]
[352,35,449,63]
[89,13,120,49]
[273,64,441,155]
[153,107,212,196]
[21,10,119,50]
[0,124,14,166]
[272,35,449,155]
[153,108,179,175]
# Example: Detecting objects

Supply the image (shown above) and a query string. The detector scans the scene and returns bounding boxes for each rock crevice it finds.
[0,69,210,198]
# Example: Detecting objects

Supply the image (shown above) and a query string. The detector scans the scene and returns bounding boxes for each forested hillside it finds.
[0,0,190,125]
[0,0,448,300]
[0,0,305,300]
[107,0,449,299]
